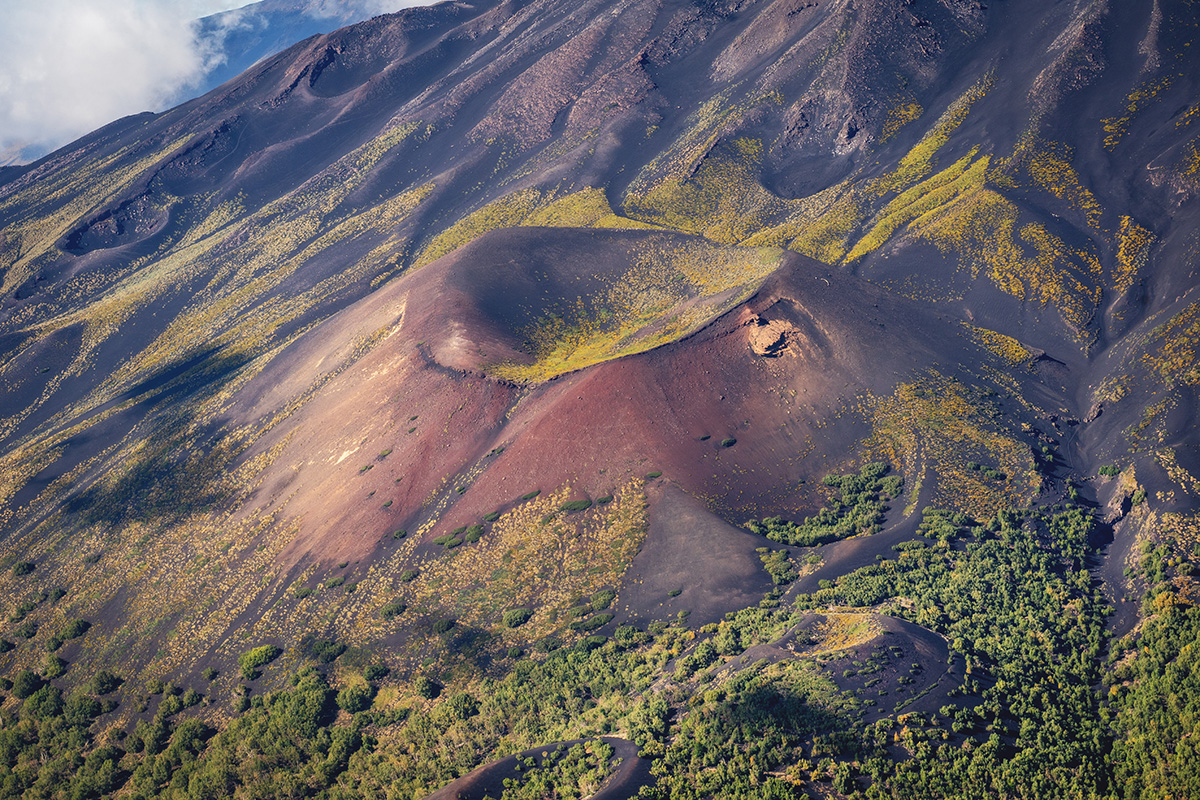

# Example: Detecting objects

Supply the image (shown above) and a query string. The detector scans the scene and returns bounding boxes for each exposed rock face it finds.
[747,315,796,356]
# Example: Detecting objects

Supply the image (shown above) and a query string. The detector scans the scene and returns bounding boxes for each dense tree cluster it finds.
[746,463,903,546]
[0,497,1196,799]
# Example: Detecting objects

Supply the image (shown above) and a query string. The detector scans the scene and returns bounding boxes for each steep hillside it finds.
[0,0,1199,798]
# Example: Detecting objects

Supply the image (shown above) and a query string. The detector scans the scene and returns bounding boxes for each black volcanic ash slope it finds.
[0,1,1199,799]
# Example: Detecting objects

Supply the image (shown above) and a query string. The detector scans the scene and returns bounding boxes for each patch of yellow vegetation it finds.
[618,81,994,272]
[0,136,193,297]
[844,151,986,262]
[879,101,924,144]
[963,324,1034,366]
[1114,215,1155,295]
[1096,374,1131,404]
[1181,136,1200,178]
[1159,511,1200,564]
[1144,301,1200,387]
[398,481,648,640]
[870,76,991,197]
[860,374,1038,520]
[416,188,544,266]
[1157,448,1200,498]
[742,180,865,264]
[623,141,801,245]
[1103,76,1172,149]
[415,187,655,266]
[744,82,988,266]
[1016,138,1104,229]
[491,241,783,382]
[906,185,1099,338]
[801,613,883,657]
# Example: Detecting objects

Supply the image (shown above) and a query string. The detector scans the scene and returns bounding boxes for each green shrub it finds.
[759,550,798,585]
[49,588,66,602]
[202,667,218,681]
[521,490,541,501]
[239,645,281,680]
[43,655,67,679]
[399,569,419,582]
[0,640,13,653]
[12,670,41,699]
[503,608,533,628]
[363,663,389,681]
[645,471,662,479]
[15,621,37,639]
[444,692,479,720]
[10,599,37,622]
[720,438,737,448]
[337,685,375,712]
[507,646,523,658]
[392,529,407,539]
[90,670,121,695]
[569,613,614,632]
[432,618,456,634]
[11,561,34,576]
[413,675,440,699]
[537,637,562,652]
[1099,465,1119,477]
[560,499,592,512]
[311,640,346,663]
[294,586,314,599]
[483,511,501,522]
[25,686,63,720]
[381,601,407,619]
[591,589,617,610]
[324,576,346,589]
[61,619,90,639]
[667,588,682,597]
[465,524,485,542]
[596,495,614,504]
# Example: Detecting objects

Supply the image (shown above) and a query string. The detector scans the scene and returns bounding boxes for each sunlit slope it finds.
[0,0,1197,701]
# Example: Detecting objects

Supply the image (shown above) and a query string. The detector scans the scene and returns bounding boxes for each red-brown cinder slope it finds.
[225,226,990,572]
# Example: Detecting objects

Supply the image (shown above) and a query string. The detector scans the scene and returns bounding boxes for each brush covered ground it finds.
[1,0,1199,798]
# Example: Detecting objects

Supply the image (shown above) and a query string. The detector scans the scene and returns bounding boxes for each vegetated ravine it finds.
[0,0,1198,798]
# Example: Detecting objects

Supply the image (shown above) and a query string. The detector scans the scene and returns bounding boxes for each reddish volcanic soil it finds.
[226,226,1000,581]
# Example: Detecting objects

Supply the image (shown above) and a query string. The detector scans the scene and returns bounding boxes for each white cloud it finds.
[0,0,436,163]
[0,0,259,159]
[303,0,429,19]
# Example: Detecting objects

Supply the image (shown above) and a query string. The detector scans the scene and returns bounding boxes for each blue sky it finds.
[0,1,424,164]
